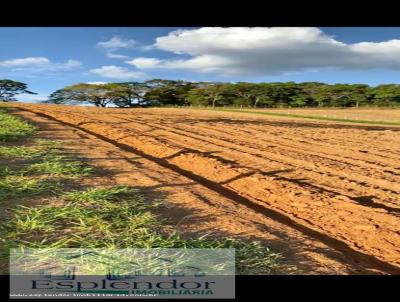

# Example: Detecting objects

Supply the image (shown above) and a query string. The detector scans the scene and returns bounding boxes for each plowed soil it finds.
[5,103,400,274]
[244,108,400,122]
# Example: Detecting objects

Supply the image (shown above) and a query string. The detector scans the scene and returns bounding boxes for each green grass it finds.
[2,186,284,274]
[0,144,93,178]
[0,108,36,141]
[0,140,66,160]
[35,138,64,149]
[197,107,400,126]
[25,154,94,177]
[0,175,58,201]
[0,166,14,177]
[0,146,43,159]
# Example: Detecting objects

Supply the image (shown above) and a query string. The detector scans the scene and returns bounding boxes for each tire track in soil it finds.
[13,105,400,275]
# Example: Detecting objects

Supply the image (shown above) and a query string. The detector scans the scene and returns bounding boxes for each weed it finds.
[0,109,35,142]
[34,139,63,149]
[0,175,58,201]
[25,155,93,177]
[0,146,42,159]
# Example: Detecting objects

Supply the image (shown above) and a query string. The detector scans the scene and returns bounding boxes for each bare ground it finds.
[241,108,400,122]
[5,103,400,275]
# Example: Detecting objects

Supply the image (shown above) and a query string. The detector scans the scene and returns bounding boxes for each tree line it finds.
[2,79,400,108]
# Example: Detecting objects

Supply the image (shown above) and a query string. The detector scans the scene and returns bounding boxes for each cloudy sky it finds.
[2,27,400,101]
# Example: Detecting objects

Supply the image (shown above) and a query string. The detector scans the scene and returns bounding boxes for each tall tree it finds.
[371,84,400,107]
[46,83,115,107]
[186,84,233,108]
[268,82,303,107]
[107,82,150,107]
[297,82,327,107]
[231,83,267,107]
[144,79,196,106]
[349,84,371,107]
[317,84,370,107]
[0,79,36,101]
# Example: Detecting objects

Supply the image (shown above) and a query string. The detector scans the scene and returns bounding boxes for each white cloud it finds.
[89,65,145,79]
[106,52,131,60]
[139,44,156,51]
[86,81,109,85]
[49,60,82,70]
[126,27,400,76]
[62,60,82,69]
[0,57,50,67]
[0,57,82,74]
[97,36,136,49]
[126,57,162,69]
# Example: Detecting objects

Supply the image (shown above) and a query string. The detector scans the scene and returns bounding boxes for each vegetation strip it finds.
[0,109,286,275]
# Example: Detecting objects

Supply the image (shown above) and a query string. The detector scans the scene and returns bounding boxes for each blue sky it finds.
[2,27,400,102]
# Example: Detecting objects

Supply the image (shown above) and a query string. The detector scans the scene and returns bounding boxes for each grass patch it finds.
[25,154,93,177]
[199,107,400,126]
[35,138,64,149]
[2,186,284,274]
[0,175,58,202]
[0,108,35,142]
[0,166,13,177]
[0,143,93,178]
[0,146,43,159]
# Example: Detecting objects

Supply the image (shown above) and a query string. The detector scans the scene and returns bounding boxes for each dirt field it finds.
[4,103,400,274]
[241,108,400,122]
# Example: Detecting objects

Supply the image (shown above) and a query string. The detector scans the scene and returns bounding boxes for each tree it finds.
[269,82,304,108]
[311,84,345,107]
[289,95,309,107]
[107,82,150,107]
[46,83,116,107]
[315,84,371,107]
[231,83,267,107]
[371,84,400,107]
[349,84,371,108]
[144,79,196,106]
[297,82,327,107]
[0,79,36,101]
[186,84,233,108]
[45,89,76,104]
